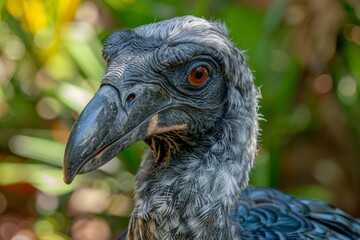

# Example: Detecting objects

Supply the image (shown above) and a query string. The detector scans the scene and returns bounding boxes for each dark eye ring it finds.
[188,65,209,86]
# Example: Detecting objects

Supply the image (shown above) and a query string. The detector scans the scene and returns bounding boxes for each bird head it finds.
[63,16,258,184]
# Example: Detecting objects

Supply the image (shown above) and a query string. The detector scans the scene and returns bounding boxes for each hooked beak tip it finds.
[63,177,72,185]
[63,166,75,184]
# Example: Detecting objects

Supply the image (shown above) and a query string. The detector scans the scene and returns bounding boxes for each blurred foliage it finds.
[0,0,359,239]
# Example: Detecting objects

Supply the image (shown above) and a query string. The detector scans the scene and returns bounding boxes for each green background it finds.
[0,0,359,239]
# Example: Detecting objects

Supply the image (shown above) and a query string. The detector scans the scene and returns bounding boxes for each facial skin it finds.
[63,26,231,183]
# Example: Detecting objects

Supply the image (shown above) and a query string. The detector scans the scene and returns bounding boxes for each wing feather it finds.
[232,186,360,239]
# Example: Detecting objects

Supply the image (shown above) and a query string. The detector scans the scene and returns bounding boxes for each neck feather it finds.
[128,85,258,240]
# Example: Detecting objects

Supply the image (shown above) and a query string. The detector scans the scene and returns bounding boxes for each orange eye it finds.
[188,66,209,86]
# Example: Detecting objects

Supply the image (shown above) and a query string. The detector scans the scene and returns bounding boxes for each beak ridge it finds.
[63,85,122,184]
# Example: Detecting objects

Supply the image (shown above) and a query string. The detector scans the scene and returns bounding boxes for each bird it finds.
[63,16,360,239]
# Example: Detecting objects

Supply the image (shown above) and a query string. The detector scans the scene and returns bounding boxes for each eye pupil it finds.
[189,65,209,86]
[194,70,203,79]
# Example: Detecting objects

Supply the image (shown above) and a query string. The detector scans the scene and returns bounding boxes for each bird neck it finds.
[128,86,258,239]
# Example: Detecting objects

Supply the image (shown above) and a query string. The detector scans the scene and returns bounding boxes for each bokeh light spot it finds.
[34,28,56,50]
[69,187,110,214]
[0,222,19,240]
[62,22,95,42]
[4,37,25,60]
[117,171,135,192]
[42,174,62,189]
[71,217,111,240]
[36,192,59,215]
[76,2,100,26]
[312,159,340,184]
[36,97,60,120]
[58,83,92,112]
[108,194,133,217]
[313,74,332,94]
[338,75,357,97]
[337,75,358,104]
[11,229,36,240]
[34,219,54,236]
[44,54,76,81]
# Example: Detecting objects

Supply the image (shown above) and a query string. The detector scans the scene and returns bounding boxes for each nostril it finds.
[126,93,136,102]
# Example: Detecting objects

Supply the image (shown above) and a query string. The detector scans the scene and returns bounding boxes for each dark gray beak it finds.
[63,85,149,184]
[63,75,189,184]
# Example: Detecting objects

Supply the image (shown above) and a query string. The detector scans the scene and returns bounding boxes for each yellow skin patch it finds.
[146,114,188,164]
[147,114,187,136]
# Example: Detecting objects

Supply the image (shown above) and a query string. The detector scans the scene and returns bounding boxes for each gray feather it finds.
[100,16,359,240]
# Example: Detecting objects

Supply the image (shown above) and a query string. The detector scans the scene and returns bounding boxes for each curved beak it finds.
[63,85,148,184]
